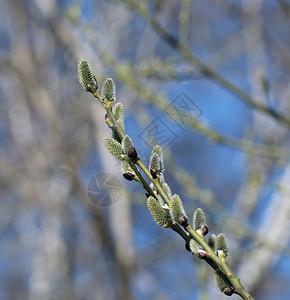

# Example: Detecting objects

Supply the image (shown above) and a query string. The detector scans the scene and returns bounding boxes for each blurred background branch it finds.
[0,0,290,299]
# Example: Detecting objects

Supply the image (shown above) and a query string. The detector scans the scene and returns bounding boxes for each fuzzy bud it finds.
[214,270,233,295]
[77,59,98,93]
[116,118,125,133]
[120,160,130,174]
[112,120,124,143]
[103,137,123,160]
[149,145,163,177]
[112,102,124,121]
[158,173,165,185]
[217,233,228,258]
[147,196,170,228]
[193,208,207,234]
[169,194,187,224]
[150,145,164,172]
[208,234,217,252]
[102,78,116,101]
[189,239,202,255]
[161,182,172,200]
[111,102,124,143]
[122,135,134,155]
[149,153,159,179]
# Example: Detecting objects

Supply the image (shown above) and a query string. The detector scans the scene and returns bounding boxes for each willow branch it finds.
[185,225,254,300]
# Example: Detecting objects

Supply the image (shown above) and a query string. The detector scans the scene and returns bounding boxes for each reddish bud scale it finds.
[223,288,234,296]
[179,216,188,226]
[198,251,208,259]
[123,173,135,181]
[201,225,209,236]
[128,147,138,162]
[150,169,157,179]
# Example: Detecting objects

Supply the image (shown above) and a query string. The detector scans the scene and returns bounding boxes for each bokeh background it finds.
[1,0,290,299]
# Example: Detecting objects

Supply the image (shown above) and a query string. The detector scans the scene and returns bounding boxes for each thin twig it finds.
[123,0,290,129]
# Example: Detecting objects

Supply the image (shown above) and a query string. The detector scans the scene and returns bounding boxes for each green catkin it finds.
[77,59,98,92]
[217,233,228,258]
[102,78,116,101]
[193,208,207,231]
[103,137,123,160]
[122,135,134,155]
[147,196,169,228]
[169,194,187,223]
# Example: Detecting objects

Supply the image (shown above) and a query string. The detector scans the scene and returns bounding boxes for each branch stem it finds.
[185,224,254,300]
[84,60,254,300]
[136,160,171,206]
[135,152,254,299]
[129,162,155,198]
